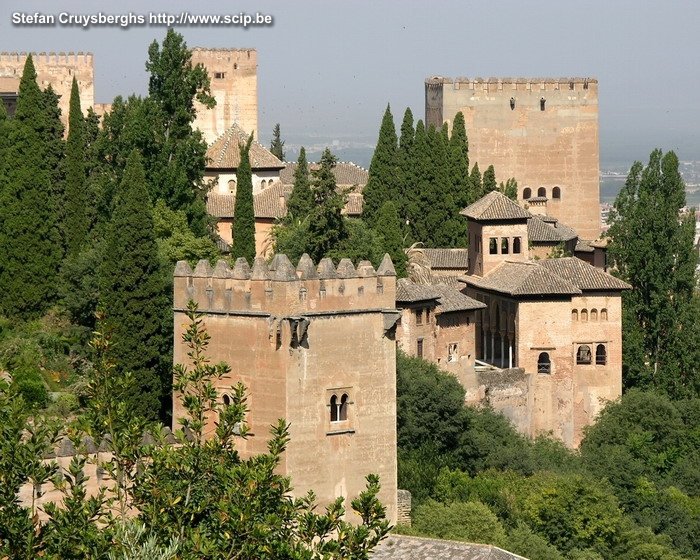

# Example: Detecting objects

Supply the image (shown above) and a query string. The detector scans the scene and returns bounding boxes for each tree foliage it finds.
[285,146,313,222]
[607,149,700,398]
[363,104,398,228]
[269,122,285,161]
[231,133,256,264]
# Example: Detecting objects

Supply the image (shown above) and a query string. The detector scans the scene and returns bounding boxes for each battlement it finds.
[426,76,597,93]
[0,51,94,65]
[174,253,397,316]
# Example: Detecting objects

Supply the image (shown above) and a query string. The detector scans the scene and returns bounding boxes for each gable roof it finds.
[423,248,470,269]
[432,283,486,313]
[537,257,632,291]
[206,123,284,170]
[460,191,531,221]
[466,261,582,296]
[396,278,441,303]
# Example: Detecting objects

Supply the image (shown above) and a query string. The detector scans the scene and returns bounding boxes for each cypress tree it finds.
[286,146,313,222]
[404,120,428,244]
[397,108,416,236]
[231,133,256,264]
[470,163,483,200]
[270,123,285,161]
[362,104,398,228]
[373,201,408,278]
[483,165,498,194]
[99,151,170,420]
[0,55,63,319]
[308,148,347,262]
[64,77,89,257]
[449,111,472,204]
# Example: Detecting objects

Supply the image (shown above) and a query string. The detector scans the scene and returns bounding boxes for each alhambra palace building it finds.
[2,50,628,527]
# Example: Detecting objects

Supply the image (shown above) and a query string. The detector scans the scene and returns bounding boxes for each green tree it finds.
[99,151,171,421]
[410,500,506,545]
[606,149,700,398]
[269,122,285,161]
[64,77,89,257]
[470,163,483,200]
[231,133,256,264]
[286,146,313,222]
[363,104,398,228]
[307,148,348,262]
[372,201,408,278]
[448,111,472,205]
[483,164,498,194]
[144,30,215,235]
[499,177,518,201]
[0,54,63,319]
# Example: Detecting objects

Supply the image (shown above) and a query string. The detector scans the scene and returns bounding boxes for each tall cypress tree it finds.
[470,163,483,200]
[99,151,170,420]
[286,146,313,222]
[232,134,256,264]
[483,165,498,194]
[373,201,408,278]
[270,123,285,161]
[308,148,347,262]
[64,77,89,257]
[0,55,63,319]
[397,108,416,236]
[449,111,472,205]
[362,104,398,228]
[607,150,700,398]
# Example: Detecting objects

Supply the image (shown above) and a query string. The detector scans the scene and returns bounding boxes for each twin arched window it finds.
[330,393,349,422]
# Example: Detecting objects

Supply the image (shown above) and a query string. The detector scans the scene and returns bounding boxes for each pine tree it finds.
[362,104,398,228]
[607,149,700,398]
[64,77,89,257]
[231,133,256,264]
[0,55,63,319]
[145,30,215,236]
[99,151,170,420]
[286,146,313,222]
[308,148,347,262]
[373,201,408,278]
[269,123,285,161]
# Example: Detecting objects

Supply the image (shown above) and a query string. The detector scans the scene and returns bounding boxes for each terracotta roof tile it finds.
[537,257,631,291]
[206,123,284,170]
[371,535,527,560]
[423,248,470,269]
[460,191,531,221]
[281,161,369,189]
[431,283,486,313]
[395,278,441,303]
[528,215,578,243]
[466,261,582,296]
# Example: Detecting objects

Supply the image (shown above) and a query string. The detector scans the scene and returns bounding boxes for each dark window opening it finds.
[214,72,226,79]
[330,393,349,422]
[417,338,424,358]
[577,345,592,365]
[537,352,551,374]
[523,187,532,200]
[537,187,546,197]
[510,97,515,110]
[540,97,546,111]
[552,186,561,199]
[501,238,509,254]
[416,308,423,325]
[489,237,498,254]
[513,237,522,254]
[596,344,607,365]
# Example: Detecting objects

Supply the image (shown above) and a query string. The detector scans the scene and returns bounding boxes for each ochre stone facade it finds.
[426,77,601,240]
[173,255,400,523]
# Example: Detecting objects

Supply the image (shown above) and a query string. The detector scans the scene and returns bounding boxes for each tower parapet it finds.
[174,253,397,316]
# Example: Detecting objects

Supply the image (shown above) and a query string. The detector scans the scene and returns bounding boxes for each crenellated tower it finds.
[173,253,400,523]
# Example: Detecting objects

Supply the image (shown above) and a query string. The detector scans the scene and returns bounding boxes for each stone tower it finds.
[173,254,400,523]
[191,48,258,144]
[426,77,600,241]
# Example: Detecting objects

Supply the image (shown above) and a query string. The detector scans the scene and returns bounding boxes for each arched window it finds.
[577,345,592,365]
[596,344,607,366]
[540,97,546,111]
[330,395,339,422]
[260,179,267,189]
[513,237,522,254]
[489,237,498,254]
[537,352,551,374]
[523,187,532,200]
[222,394,231,406]
[228,179,236,193]
[601,309,608,321]
[537,187,546,198]
[581,309,588,322]
[572,309,578,321]
[339,394,348,421]
[501,237,509,254]
[591,309,598,321]
[552,186,561,199]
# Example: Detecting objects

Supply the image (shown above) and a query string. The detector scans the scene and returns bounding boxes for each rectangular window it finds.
[417,338,424,358]
[489,237,498,254]
[513,237,522,254]
[214,72,226,79]
[416,309,423,325]
[448,343,458,362]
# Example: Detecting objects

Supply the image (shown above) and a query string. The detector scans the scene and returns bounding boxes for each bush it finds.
[411,500,506,546]
[14,379,49,408]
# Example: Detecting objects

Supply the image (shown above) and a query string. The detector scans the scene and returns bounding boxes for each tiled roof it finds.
[528,215,578,243]
[466,261,582,296]
[206,123,284,170]
[527,196,548,202]
[537,257,631,291]
[396,278,441,303]
[345,192,364,216]
[371,535,527,560]
[423,248,470,269]
[574,239,595,253]
[432,283,486,313]
[460,191,531,221]
[281,162,369,189]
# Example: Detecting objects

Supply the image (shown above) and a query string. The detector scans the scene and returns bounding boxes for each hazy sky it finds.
[2,0,699,167]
